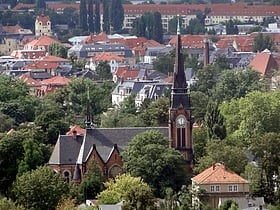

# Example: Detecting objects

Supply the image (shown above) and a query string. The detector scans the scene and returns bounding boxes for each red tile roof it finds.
[36,15,50,25]
[249,51,278,76]
[41,76,70,86]
[11,50,47,59]
[41,55,69,62]
[13,3,34,10]
[169,35,206,48]
[25,36,60,50]
[192,163,249,184]
[91,52,124,62]
[19,73,42,87]
[23,60,59,70]
[2,24,24,34]
[114,66,139,80]
[83,32,109,44]
[66,125,86,135]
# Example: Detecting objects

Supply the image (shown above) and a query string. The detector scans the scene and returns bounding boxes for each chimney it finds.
[204,38,210,67]
[72,130,77,140]
[212,163,216,170]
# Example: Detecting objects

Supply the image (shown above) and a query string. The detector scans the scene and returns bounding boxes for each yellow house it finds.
[192,163,249,209]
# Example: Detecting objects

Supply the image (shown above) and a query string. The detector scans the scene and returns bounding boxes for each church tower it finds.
[169,18,194,173]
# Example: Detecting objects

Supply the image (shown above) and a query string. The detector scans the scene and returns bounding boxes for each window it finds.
[210,185,220,192]
[228,185,238,192]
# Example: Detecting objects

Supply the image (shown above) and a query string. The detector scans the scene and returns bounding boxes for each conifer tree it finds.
[88,0,94,32]
[80,0,88,32]
[95,0,101,33]
[103,0,110,33]
[110,0,124,32]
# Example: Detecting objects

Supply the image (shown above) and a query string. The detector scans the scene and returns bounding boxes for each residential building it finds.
[85,52,127,73]
[0,24,33,56]
[67,43,133,59]
[192,162,250,209]
[35,14,52,37]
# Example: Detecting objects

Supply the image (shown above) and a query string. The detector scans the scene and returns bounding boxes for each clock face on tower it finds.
[176,115,186,127]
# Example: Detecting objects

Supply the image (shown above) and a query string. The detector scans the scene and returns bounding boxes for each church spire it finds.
[85,86,92,128]
[173,15,187,89]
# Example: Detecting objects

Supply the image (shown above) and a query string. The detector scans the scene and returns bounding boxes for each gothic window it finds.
[176,115,186,148]
[63,170,71,183]
[108,165,123,178]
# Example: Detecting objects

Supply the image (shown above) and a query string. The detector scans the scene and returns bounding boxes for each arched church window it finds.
[108,165,123,178]
[63,170,71,183]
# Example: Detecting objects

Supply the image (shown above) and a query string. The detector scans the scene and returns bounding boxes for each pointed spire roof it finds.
[173,16,187,89]
[85,86,92,129]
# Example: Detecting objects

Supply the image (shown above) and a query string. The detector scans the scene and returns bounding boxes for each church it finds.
[47,24,194,182]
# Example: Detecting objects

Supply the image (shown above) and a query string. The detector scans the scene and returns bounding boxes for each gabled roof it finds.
[192,163,249,184]
[19,73,42,87]
[249,51,278,76]
[114,66,139,81]
[2,24,32,34]
[41,55,70,62]
[26,36,60,48]
[169,35,206,48]
[41,76,70,86]
[91,52,124,62]
[23,60,59,70]
[83,32,108,44]
[36,14,50,25]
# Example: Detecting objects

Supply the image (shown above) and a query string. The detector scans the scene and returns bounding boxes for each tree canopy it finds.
[98,173,156,209]
[11,166,72,210]
[123,130,188,197]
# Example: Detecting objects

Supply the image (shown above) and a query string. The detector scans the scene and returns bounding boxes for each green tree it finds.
[17,138,44,175]
[35,0,46,11]
[220,91,280,146]
[95,61,112,80]
[225,20,238,35]
[219,200,238,210]
[98,174,156,209]
[204,100,226,140]
[168,15,182,34]
[80,160,104,200]
[88,0,94,33]
[102,0,110,33]
[49,43,68,58]
[190,91,209,123]
[0,197,24,210]
[250,132,280,204]
[185,18,206,35]
[118,94,137,115]
[140,96,170,126]
[195,140,248,175]
[152,50,175,75]
[95,0,101,33]
[152,12,163,43]
[123,130,188,197]
[0,112,15,132]
[11,166,72,210]
[110,0,124,32]
[212,69,262,103]
[80,0,88,31]
[0,132,25,195]
[253,33,276,52]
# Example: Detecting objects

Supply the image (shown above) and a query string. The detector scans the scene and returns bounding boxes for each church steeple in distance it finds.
[169,16,194,174]
[85,86,92,129]
[171,15,190,109]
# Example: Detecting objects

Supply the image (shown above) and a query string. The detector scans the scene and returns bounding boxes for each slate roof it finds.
[49,127,168,165]
[192,163,249,184]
